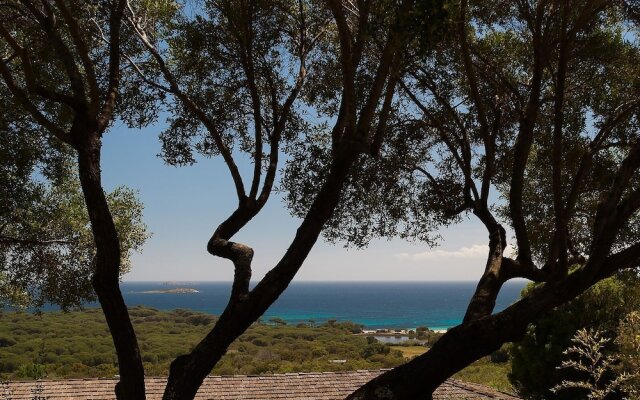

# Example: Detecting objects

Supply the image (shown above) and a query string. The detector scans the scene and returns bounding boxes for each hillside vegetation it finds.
[0,307,405,379]
[0,307,513,393]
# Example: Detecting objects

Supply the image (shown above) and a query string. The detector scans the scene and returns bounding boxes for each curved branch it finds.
[0,58,70,142]
[326,0,357,139]
[207,203,259,302]
[126,2,247,200]
[347,239,640,400]
[52,0,100,113]
[565,99,640,218]
[508,3,545,263]
[97,0,126,133]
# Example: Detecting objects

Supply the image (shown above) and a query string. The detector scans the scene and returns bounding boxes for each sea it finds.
[94,281,528,330]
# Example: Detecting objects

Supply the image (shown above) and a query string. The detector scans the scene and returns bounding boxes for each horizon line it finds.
[121,279,528,283]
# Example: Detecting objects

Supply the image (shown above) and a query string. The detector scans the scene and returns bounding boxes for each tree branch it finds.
[97,0,126,133]
[21,0,89,110]
[509,2,546,263]
[0,57,70,142]
[126,0,247,200]
[0,22,79,108]
[52,0,100,113]
[0,235,73,246]
[548,3,570,275]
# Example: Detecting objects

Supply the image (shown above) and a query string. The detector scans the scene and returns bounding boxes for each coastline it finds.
[25,281,526,330]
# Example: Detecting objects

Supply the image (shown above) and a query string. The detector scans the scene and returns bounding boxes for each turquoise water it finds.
[106,281,527,329]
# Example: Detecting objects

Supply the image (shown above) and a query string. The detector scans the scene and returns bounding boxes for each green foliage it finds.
[0,165,149,309]
[509,273,640,400]
[616,311,640,396]
[361,342,390,359]
[0,69,150,310]
[454,356,515,395]
[490,346,510,364]
[0,307,406,380]
[131,0,328,167]
[0,307,516,391]
[15,363,46,380]
[551,328,636,400]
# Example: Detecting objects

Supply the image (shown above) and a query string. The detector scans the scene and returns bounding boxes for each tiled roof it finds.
[2,370,521,399]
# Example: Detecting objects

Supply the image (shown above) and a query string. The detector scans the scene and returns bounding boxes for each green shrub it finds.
[252,338,269,347]
[510,274,640,400]
[142,354,158,363]
[0,359,18,373]
[490,347,510,364]
[362,343,390,359]
[16,363,46,379]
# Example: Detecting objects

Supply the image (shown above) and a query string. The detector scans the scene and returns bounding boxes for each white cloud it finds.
[395,243,517,261]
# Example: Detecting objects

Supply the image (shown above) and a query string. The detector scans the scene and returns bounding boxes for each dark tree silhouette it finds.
[0,1,147,398]
[124,1,448,398]
[331,1,640,398]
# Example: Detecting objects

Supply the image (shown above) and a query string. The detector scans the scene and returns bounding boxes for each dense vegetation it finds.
[0,307,515,393]
[0,307,405,380]
[510,273,640,399]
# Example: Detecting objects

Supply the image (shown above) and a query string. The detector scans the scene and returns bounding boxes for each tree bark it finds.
[463,225,506,322]
[345,261,610,400]
[77,132,145,400]
[162,149,359,400]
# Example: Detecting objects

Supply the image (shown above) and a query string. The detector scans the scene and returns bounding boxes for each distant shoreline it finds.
[22,281,525,330]
[138,288,200,294]
[122,280,528,284]
[358,329,448,335]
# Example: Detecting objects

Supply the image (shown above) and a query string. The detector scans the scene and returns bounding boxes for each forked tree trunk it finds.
[346,314,521,400]
[162,151,359,400]
[463,227,506,323]
[346,268,600,400]
[77,133,146,400]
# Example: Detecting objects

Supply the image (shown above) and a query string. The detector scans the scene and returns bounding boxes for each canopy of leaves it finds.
[281,0,454,248]
[283,0,640,261]
[0,103,149,309]
[0,0,159,133]
[126,0,327,167]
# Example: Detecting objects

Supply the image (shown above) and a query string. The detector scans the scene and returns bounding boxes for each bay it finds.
[98,281,528,330]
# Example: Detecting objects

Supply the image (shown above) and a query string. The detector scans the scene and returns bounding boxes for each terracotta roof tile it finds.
[2,370,521,399]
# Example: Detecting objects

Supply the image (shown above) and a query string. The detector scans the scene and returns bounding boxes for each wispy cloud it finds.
[395,244,490,260]
[395,244,518,261]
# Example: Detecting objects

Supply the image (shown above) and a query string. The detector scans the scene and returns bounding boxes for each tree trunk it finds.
[77,133,146,400]
[162,150,359,400]
[345,315,523,399]
[463,226,506,322]
[346,266,603,399]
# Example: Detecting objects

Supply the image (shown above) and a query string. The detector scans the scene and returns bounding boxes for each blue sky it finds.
[101,120,495,282]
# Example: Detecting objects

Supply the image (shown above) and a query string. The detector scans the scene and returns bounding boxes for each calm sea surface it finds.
[89,281,527,330]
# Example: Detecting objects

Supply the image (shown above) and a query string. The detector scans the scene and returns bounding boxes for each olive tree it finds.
[0,1,150,398]
[282,0,640,398]
[0,90,148,309]
[125,0,447,398]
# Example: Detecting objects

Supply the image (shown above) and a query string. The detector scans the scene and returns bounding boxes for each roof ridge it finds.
[203,368,390,379]
[447,378,518,399]
[4,369,392,384]
[4,371,522,399]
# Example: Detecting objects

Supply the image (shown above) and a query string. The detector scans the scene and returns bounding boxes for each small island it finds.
[139,288,200,294]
